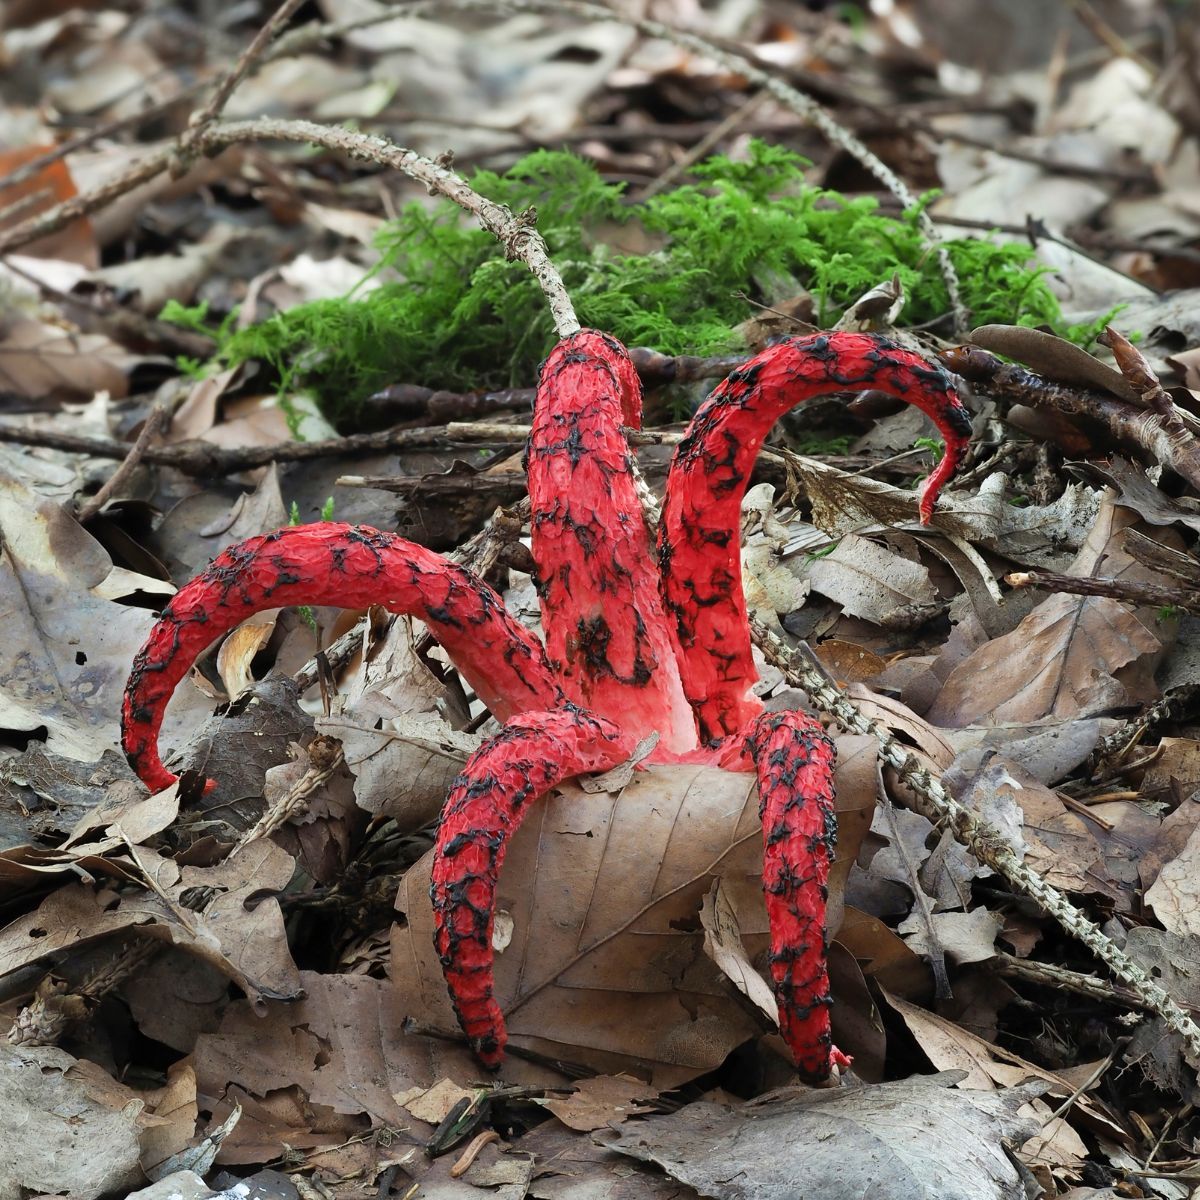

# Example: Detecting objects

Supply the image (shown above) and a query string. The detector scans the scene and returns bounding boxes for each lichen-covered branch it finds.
[749,616,1200,1064]
[0,119,579,338]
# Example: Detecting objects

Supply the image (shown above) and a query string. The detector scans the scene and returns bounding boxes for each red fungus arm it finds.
[430,706,634,1068]
[529,330,697,755]
[659,332,971,742]
[747,709,849,1083]
[122,523,564,793]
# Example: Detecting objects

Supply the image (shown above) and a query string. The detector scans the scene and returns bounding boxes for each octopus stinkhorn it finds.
[122,329,970,1081]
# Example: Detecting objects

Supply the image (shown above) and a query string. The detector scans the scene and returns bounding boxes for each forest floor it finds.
[1,2,1199,1199]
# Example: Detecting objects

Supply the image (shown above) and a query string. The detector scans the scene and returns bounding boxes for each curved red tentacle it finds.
[430,706,635,1067]
[659,332,971,742]
[747,709,849,1083]
[530,330,698,755]
[122,523,564,794]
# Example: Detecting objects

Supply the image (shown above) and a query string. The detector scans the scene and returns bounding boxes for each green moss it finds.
[176,141,1116,419]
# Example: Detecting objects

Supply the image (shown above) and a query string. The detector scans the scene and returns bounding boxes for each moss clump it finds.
[177,141,1113,417]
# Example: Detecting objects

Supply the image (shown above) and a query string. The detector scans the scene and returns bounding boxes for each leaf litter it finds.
[2,1,1200,1198]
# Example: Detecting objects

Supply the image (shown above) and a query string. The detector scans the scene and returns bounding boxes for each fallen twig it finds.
[76,406,167,523]
[0,119,578,337]
[1006,569,1195,613]
[364,349,750,422]
[945,344,1200,491]
[0,419,456,475]
[993,952,1196,1016]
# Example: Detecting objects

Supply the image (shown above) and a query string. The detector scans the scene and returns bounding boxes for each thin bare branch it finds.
[946,344,1200,491]
[184,0,306,139]
[76,407,167,523]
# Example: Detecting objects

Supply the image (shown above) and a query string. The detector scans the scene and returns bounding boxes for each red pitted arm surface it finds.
[430,706,634,1068]
[122,523,564,793]
[659,332,971,742]
[529,330,698,755]
[748,709,849,1083]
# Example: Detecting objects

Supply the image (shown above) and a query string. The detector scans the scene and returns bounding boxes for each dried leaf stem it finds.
[992,952,1197,1016]
[748,615,1200,1064]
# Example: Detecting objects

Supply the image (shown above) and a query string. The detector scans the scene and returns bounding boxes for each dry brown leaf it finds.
[0,842,301,1003]
[394,745,873,1084]
[215,619,277,700]
[882,990,1125,1142]
[968,325,1139,402]
[167,368,246,443]
[847,687,959,769]
[518,1118,687,1200]
[700,879,777,1024]
[928,501,1165,727]
[1140,738,1200,804]
[948,756,1119,901]
[602,1076,1045,1200]
[539,1074,660,1133]
[321,708,477,830]
[928,593,1160,727]
[195,973,429,1140]
[63,784,180,851]
[69,143,244,249]
[0,316,139,399]
[0,471,209,763]
[394,765,766,1084]
[1137,788,1200,893]
[813,639,886,683]
[1145,821,1200,938]
[826,941,887,1082]
[136,1061,200,1178]
[123,949,230,1054]
[941,718,1109,786]
[259,740,361,886]
[394,1078,473,1125]
[0,145,98,267]
[154,466,289,583]
[0,1043,149,1198]
[803,534,940,629]
[1078,458,1200,534]
[86,228,236,314]
[782,455,942,535]
[971,477,1103,572]
[837,907,931,1000]
[897,907,1003,965]
[1019,1097,1089,1173]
